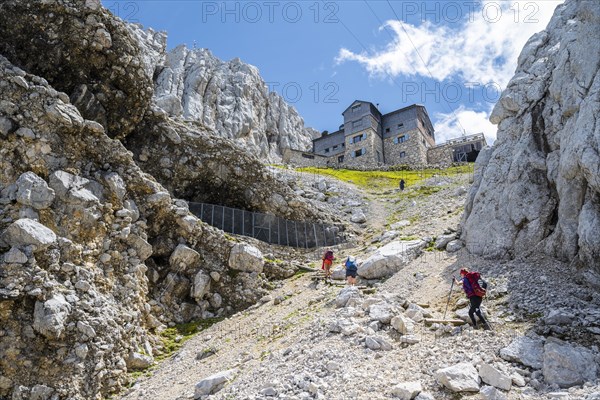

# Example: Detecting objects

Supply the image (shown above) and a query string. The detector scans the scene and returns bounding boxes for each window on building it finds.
[352,133,367,144]
[385,127,390,133]
[352,104,360,113]
[338,155,344,163]
[394,134,408,144]
[342,143,345,147]
[324,148,330,153]
[398,123,404,129]
[352,119,363,128]
[302,153,315,159]
[333,145,338,150]
[352,148,366,158]
[400,151,406,158]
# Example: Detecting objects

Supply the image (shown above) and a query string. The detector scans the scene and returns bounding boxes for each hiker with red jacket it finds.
[322,249,335,282]
[455,268,490,330]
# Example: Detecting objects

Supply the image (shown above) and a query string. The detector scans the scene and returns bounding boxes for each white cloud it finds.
[434,105,497,145]
[337,1,564,88]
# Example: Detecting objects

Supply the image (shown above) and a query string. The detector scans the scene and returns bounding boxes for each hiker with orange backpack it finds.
[455,268,490,330]
[322,249,335,282]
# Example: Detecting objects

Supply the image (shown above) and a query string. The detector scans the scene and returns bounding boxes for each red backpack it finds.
[466,272,487,297]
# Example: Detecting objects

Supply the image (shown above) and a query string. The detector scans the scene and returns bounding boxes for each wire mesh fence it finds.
[188,202,343,249]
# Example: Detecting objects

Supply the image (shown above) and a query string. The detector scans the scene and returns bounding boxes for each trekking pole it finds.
[443,278,455,320]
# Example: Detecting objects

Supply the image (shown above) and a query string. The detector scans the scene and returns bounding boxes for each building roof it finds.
[312,129,345,143]
[381,103,425,118]
[341,100,382,118]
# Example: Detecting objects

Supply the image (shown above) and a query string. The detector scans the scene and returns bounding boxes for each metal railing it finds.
[188,202,343,249]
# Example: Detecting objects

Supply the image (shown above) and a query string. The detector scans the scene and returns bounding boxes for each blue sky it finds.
[102,0,563,145]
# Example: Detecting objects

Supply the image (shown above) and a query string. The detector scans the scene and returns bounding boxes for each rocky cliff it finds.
[152,45,318,161]
[0,1,335,399]
[462,0,600,276]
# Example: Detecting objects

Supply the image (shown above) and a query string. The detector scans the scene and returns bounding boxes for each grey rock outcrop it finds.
[0,49,270,399]
[0,0,154,138]
[542,339,598,388]
[499,335,544,369]
[153,45,316,161]
[462,0,600,274]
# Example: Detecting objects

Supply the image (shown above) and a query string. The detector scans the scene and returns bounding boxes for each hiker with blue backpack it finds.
[345,256,358,286]
[455,268,490,330]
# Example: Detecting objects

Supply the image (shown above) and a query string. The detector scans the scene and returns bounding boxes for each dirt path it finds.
[118,171,475,399]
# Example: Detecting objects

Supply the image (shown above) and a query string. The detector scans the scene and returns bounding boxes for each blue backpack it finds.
[345,257,357,270]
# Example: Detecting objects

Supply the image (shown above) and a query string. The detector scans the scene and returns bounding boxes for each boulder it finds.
[104,172,127,200]
[365,335,392,351]
[49,171,100,205]
[391,314,415,335]
[435,362,480,392]
[127,234,153,261]
[336,286,362,308]
[2,218,57,250]
[194,369,238,398]
[358,240,424,279]
[499,335,544,369]
[391,381,422,400]
[192,271,211,302]
[479,363,512,391]
[480,385,507,400]
[446,240,463,253]
[126,352,154,370]
[228,243,264,273]
[32,294,71,340]
[542,339,598,388]
[435,233,456,250]
[544,308,574,325]
[351,210,367,224]
[15,171,55,209]
[169,244,201,270]
[3,247,28,264]
[368,302,395,324]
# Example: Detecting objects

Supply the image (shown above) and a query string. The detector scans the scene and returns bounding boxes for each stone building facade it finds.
[283,100,487,168]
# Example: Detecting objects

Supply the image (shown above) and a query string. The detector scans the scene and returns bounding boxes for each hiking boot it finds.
[482,323,491,331]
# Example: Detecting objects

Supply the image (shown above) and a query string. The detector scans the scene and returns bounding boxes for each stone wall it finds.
[344,128,383,168]
[283,149,331,168]
[383,128,428,166]
[427,145,453,165]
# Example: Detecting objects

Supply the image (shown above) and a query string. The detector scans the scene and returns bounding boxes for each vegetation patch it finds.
[296,165,474,191]
[157,317,224,361]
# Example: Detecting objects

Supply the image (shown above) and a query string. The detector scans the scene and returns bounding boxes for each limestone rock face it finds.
[462,0,600,273]
[0,53,269,399]
[0,0,154,138]
[153,45,316,161]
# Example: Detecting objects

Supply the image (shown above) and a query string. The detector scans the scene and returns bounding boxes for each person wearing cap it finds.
[345,255,358,286]
[455,268,489,330]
